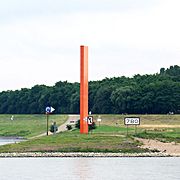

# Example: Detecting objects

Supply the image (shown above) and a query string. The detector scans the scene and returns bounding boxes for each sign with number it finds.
[87,116,93,125]
[124,117,140,125]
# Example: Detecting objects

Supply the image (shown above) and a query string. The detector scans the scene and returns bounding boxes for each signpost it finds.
[46,106,55,136]
[97,118,101,127]
[124,117,140,136]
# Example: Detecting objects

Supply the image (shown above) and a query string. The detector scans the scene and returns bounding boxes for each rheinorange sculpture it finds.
[80,45,88,134]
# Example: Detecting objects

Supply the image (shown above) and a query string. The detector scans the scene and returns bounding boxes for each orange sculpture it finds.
[80,45,88,134]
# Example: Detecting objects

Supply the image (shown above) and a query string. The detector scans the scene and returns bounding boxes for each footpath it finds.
[29,115,79,139]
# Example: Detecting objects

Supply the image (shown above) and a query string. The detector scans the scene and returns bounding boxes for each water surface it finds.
[0,157,179,180]
[0,137,24,146]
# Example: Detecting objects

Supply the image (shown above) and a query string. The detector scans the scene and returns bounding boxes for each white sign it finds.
[10,115,14,121]
[50,107,55,112]
[124,117,140,125]
[88,116,93,125]
[97,118,101,122]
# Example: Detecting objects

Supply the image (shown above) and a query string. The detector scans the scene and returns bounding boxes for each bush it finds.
[88,122,97,131]
[66,124,72,130]
[50,122,58,133]
[75,119,97,132]
[75,119,80,129]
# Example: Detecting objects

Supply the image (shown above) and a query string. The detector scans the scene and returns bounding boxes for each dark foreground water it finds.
[0,157,179,180]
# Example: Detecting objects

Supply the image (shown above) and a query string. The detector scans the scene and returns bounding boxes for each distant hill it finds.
[0,65,179,114]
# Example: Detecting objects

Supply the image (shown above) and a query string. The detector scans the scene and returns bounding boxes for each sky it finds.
[0,0,180,91]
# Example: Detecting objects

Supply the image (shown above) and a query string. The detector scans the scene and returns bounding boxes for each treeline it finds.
[0,65,179,114]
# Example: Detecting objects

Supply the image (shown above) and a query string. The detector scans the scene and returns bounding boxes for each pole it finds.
[126,125,128,137]
[135,125,137,135]
[80,45,89,134]
[46,113,49,136]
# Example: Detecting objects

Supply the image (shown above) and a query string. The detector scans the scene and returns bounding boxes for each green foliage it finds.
[0,65,179,114]
[50,125,58,133]
[75,119,80,129]
[88,122,97,131]
[75,120,97,132]
[66,124,72,130]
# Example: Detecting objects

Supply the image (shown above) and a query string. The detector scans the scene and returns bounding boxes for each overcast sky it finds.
[0,0,180,91]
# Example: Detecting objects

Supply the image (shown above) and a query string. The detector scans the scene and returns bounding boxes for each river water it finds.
[0,157,179,180]
[0,137,25,146]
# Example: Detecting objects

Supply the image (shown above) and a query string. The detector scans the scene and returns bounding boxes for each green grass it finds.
[0,114,179,153]
[92,125,134,134]
[0,114,67,138]
[93,114,180,143]
[93,114,180,126]
[0,130,148,153]
[135,128,180,143]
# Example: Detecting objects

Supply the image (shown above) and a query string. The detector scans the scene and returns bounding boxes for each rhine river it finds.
[0,137,25,145]
[0,157,179,180]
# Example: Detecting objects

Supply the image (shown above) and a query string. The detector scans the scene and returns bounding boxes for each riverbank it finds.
[0,152,180,158]
[0,115,179,156]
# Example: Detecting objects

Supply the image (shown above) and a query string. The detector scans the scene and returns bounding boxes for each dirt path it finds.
[30,115,79,139]
[136,138,180,156]
[56,115,79,133]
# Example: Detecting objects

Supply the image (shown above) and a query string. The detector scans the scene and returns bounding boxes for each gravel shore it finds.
[0,152,179,158]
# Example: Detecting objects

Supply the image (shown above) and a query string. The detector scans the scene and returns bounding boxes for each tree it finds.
[0,65,179,114]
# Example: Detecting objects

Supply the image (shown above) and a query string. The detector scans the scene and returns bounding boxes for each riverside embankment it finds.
[0,152,179,158]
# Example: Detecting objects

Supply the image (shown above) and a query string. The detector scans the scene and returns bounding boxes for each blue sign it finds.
[46,107,51,113]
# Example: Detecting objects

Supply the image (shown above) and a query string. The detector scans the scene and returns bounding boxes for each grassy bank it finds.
[0,114,67,138]
[0,114,179,153]
[93,114,180,143]
[135,128,180,143]
[0,129,148,153]
[93,114,180,126]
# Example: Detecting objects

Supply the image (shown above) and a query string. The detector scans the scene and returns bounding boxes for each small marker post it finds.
[46,113,49,136]
[135,125,137,135]
[45,106,55,136]
[126,125,129,137]
[97,118,101,127]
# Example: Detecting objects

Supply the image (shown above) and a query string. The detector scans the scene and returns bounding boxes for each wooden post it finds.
[126,125,129,137]
[135,125,137,135]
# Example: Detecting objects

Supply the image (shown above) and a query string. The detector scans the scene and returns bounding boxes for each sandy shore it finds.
[136,138,180,156]
[0,152,179,158]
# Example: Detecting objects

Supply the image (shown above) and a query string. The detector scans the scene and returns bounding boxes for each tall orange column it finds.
[80,45,88,134]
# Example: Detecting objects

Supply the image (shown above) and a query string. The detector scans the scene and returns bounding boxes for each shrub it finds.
[50,122,58,133]
[75,119,97,132]
[66,124,72,130]
[75,119,80,129]
[88,122,96,131]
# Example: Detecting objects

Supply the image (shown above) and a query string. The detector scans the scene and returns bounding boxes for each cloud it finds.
[0,0,179,91]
